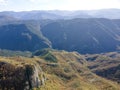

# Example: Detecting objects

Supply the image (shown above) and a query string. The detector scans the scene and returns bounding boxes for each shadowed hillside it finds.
[1,18,120,53]
[41,18,120,53]
[0,21,51,51]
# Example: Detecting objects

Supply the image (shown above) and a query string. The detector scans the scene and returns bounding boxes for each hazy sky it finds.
[0,0,120,11]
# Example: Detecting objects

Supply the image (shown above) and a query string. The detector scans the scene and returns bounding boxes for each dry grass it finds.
[0,50,120,90]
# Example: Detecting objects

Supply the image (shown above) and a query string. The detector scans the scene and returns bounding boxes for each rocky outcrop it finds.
[0,61,46,90]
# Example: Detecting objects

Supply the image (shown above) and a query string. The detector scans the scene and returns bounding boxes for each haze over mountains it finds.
[1,9,120,20]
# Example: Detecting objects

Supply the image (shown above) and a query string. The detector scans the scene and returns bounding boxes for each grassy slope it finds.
[33,50,120,90]
[0,50,120,90]
[86,52,120,83]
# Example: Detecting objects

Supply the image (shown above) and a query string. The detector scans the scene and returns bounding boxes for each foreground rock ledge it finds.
[0,61,46,90]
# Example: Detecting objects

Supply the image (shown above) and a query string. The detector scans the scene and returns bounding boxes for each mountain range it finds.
[1,9,120,90]
[1,12,120,53]
[1,9,120,20]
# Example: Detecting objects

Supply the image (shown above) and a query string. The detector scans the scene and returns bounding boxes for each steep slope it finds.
[0,56,46,90]
[0,21,51,51]
[41,18,120,54]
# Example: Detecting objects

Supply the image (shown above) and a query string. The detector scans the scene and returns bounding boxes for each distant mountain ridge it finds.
[1,9,120,20]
